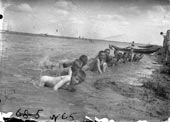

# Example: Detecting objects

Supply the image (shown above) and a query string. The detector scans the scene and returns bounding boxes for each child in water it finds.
[39,59,86,91]
[104,49,115,67]
[86,50,107,74]
[59,55,88,71]
[96,51,107,74]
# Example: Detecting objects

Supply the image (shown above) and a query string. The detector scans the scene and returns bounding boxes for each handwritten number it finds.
[34,109,43,119]
[16,108,22,117]
[23,110,29,119]
[16,109,76,121]
[61,113,68,119]
[15,108,43,119]
[69,113,77,120]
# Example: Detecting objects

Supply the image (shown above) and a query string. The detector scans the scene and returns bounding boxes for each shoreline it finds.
[0,31,156,46]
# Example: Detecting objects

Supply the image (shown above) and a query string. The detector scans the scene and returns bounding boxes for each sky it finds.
[1,0,170,45]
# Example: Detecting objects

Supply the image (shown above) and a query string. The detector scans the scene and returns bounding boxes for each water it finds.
[1,32,155,87]
[0,33,165,121]
[1,33,132,76]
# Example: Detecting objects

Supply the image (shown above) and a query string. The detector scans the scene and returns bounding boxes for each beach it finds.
[0,33,169,122]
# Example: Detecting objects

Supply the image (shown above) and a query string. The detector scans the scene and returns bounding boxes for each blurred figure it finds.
[133,53,144,62]
[113,49,124,64]
[95,50,107,74]
[104,49,116,67]
[124,41,135,62]
[123,51,131,63]
[160,30,170,62]
[131,41,135,47]
[129,41,135,62]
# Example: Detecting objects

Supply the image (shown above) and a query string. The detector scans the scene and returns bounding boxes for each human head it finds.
[98,50,106,61]
[71,59,83,72]
[67,70,86,92]
[104,49,110,56]
[131,41,135,46]
[166,30,170,34]
[71,70,86,85]
[79,55,88,67]
[166,30,170,38]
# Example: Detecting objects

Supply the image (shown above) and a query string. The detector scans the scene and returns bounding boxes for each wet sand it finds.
[0,33,170,122]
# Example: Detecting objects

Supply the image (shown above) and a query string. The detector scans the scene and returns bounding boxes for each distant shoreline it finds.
[0,30,157,46]
[0,30,125,43]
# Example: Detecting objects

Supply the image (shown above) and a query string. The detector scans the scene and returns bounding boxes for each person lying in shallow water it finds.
[104,49,117,67]
[122,51,130,63]
[84,50,107,74]
[39,59,86,91]
[113,49,124,64]
[59,55,88,73]
[132,53,144,62]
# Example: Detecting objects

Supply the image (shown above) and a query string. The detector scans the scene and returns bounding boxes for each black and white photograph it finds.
[0,0,170,122]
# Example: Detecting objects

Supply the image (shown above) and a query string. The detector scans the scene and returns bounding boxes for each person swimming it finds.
[59,55,88,70]
[66,70,86,92]
[39,59,86,91]
[71,59,83,72]
[41,69,86,92]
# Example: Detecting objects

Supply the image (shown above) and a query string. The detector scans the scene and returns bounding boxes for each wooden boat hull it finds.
[138,45,154,48]
[109,44,161,54]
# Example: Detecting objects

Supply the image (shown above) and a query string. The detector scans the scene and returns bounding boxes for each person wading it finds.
[161,30,170,63]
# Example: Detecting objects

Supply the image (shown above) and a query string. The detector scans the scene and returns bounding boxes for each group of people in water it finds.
[39,43,144,92]
[33,29,170,93]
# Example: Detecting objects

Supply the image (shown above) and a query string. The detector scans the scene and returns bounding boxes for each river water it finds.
[0,33,167,122]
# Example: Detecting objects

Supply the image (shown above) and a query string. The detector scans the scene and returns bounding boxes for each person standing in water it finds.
[128,41,135,62]
[160,30,170,62]
[165,30,170,63]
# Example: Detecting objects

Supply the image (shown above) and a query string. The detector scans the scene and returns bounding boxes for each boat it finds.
[138,45,154,48]
[109,44,161,54]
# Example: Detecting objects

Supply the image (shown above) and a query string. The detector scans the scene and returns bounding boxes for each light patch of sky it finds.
[2,0,170,44]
